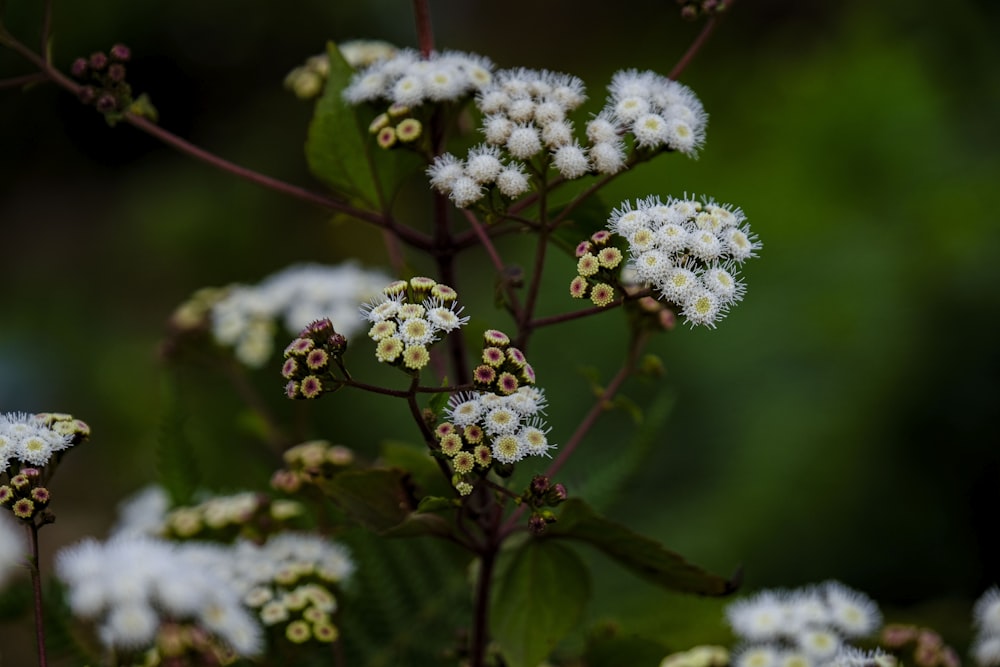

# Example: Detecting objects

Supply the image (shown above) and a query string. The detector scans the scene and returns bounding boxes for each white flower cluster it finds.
[361,278,469,371]
[209,262,390,368]
[56,535,263,656]
[427,67,591,207]
[446,386,553,465]
[222,533,353,638]
[0,412,82,473]
[608,194,760,327]
[0,514,25,588]
[601,69,708,157]
[973,588,1000,666]
[726,581,885,667]
[111,487,301,541]
[343,49,494,106]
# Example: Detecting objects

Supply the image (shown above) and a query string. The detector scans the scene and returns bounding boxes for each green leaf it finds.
[546,499,739,596]
[305,42,420,210]
[491,540,591,667]
[318,467,456,540]
[380,439,452,498]
[155,373,199,505]
[318,468,415,532]
[427,383,451,417]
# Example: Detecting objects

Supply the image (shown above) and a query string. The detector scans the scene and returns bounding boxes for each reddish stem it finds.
[412,0,436,57]
[28,523,48,667]
[668,1,736,81]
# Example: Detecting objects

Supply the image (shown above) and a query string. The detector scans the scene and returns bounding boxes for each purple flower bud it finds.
[96,93,118,113]
[89,51,109,71]
[110,43,132,62]
[530,475,549,496]
[108,63,127,83]
[528,514,547,535]
[70,57,89,78]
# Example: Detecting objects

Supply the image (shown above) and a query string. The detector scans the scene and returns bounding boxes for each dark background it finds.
[2,0,1000,661]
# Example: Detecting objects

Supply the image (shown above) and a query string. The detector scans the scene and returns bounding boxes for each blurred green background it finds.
[3,0,1000,662]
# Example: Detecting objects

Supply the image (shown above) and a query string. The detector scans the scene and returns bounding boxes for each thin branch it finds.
[461,210,506,273]
[499,333,647,537]
[2,30,435,250]
[411,0,435,57]
[0,72,47,89]
[668,1,736,81]
[40,0,52,64]
[530,299,624,328]
[27,523,48,667]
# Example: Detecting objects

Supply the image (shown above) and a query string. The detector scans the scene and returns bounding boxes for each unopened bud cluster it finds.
[70,44,134,119]
[524,475,567,535]
[361,277,469,373]
[143,622,241,667]
[271,440,355,494]
[880,624,959,667]
[676,0,729,21]
[282,318,348,400]
[0,467,52,525]
[162,491,304,541]
[238,534,353,648]
[368,103,423,150]
[570,230,624,307]
[286,40,398,100]
[472,329,535,393]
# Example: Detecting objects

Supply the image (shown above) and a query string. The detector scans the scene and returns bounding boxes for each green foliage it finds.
[491,539,591,667]
[318,467,457,539]
[339,530,472,666]
[576,387,675,511]
[546,499,738,596]
[155,373,201,506]
[305,42,419,211]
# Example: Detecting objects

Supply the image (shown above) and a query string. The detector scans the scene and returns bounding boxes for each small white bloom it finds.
[506,124,543,159]
[496,163,531,198]
[552,143,590,179]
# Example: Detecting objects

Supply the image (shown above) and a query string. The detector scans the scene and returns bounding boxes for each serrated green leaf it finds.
[546,499,739,596]
[491,540,591,667]
[305,42,420,210]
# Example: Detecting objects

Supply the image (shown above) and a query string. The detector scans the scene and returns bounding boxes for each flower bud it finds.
[89,51,109,71]
[528,514,547,535]
[96,93,118,113]
[70,57,89,78]
[108,63,127,83]
[78,86,97,105]
[109,43,132,62]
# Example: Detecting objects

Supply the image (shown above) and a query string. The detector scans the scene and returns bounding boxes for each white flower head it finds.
[727,591,789,641]
[822,580,882,638]
[975,587,1000,636]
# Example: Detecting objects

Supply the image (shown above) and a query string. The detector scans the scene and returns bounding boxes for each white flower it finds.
[496,163,531,198]
[975,587,1000,636]
[823,580,881,637]
[726,591,788,641]
[552,143,590,179]
[465,145,504,184]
